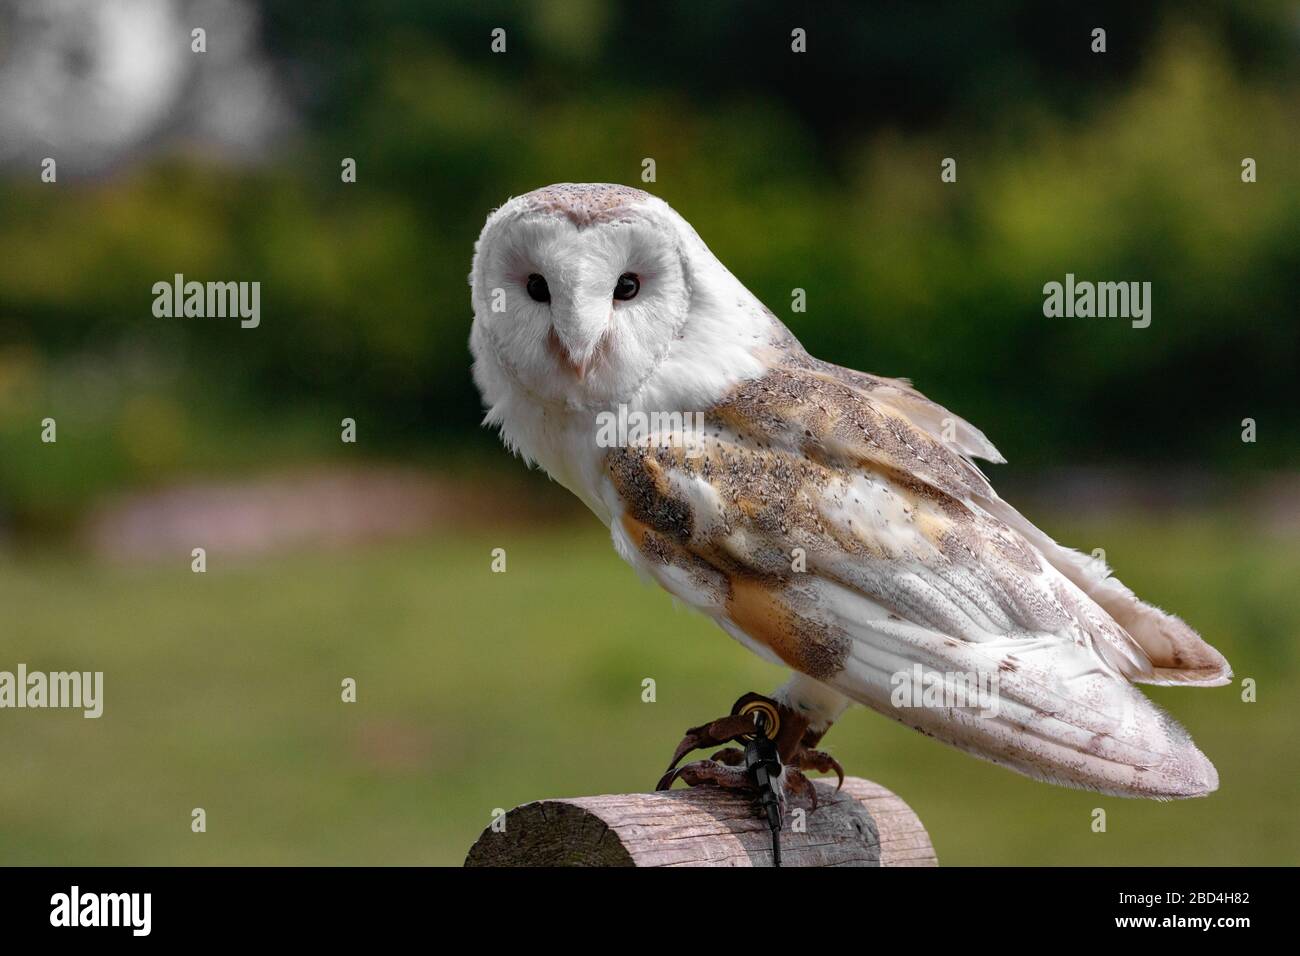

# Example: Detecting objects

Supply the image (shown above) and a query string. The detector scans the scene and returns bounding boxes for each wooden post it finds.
[465,776,937,867]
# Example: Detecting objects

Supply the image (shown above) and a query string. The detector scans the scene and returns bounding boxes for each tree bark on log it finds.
[465,776,937,867]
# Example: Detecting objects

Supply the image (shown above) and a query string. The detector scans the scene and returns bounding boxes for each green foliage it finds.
[1,7,1297,525]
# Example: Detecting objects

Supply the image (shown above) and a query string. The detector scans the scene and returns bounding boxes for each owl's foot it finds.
[654,692,844,814]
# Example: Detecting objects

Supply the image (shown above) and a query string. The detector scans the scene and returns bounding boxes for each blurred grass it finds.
[0,510,1294,865]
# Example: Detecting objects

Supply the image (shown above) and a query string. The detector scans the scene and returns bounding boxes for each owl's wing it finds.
[602,363,1226,797]
[796,356,1230,686]
[793,355,1007,465]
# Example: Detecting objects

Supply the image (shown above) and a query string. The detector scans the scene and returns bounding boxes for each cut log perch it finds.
[465,776,937,867]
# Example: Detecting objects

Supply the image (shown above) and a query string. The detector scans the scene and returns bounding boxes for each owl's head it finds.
[469,183,716,413]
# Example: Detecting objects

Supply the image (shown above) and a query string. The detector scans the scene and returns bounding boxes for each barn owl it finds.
[469,183,1230,809]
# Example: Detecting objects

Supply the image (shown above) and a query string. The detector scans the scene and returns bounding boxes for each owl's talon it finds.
[708,747,746,766]
[782,767,819,812]
[665,758,820,818]
[655,693,843,816]
[799,748,845,791]
[657,713,762,786]
[670,759,753,792]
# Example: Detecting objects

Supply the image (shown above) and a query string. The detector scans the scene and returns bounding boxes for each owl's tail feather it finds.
[980,495,1232,688]
[832,617,1219,799]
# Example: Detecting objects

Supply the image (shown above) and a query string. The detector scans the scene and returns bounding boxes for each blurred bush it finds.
[1,1,1297,531]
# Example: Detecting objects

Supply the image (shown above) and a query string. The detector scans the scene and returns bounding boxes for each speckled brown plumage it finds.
[524,182,651,228]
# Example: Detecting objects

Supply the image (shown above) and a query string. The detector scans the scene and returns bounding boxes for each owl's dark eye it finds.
[613,273,640,301]
[526,273,550,303]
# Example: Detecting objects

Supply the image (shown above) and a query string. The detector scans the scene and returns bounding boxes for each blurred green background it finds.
[0,1,1296,865]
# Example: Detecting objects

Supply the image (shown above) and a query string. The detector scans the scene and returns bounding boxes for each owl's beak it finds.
[548,303,611,380]
[547,328,593,379]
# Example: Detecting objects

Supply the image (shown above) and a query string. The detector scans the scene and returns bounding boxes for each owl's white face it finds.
[469,184,694,411]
